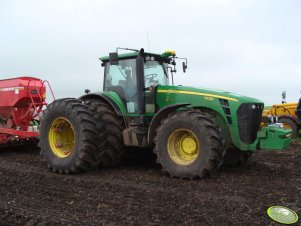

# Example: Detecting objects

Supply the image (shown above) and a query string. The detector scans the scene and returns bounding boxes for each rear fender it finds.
[79,93,125,124]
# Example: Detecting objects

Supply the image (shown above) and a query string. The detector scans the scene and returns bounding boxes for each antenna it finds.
[147,32,150,52]
[281,91,286,104]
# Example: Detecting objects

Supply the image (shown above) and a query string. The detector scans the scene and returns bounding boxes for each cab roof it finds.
[99,49,176,62]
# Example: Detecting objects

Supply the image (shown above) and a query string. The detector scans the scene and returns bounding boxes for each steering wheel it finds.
[145,74,158,79]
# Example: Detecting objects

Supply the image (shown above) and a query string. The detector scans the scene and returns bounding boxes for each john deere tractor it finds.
[39,48,291,178]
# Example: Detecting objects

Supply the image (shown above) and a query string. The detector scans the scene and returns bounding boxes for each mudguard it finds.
[79,92,122,115]
[147,103,190,144]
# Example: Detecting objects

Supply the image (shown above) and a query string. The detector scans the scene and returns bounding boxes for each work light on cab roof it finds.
[161,49,177,58]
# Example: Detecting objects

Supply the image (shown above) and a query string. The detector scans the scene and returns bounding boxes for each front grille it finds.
[237,103,263,144]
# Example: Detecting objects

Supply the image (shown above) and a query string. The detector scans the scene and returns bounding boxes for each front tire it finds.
[38,98,107,174]
[278,117,299,138]
[154,110,224,179]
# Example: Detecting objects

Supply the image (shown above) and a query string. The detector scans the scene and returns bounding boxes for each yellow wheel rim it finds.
[48,117,75,158]
[167,129,199,166]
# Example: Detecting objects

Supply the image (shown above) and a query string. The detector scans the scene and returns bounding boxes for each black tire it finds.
[38,98,107,174]
[278,117,299,138]
[154,109,224,179]
[85,99,125,167]
[222,148,252,167]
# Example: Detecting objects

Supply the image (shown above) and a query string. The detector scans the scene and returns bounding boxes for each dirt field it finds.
[0,141,300,226]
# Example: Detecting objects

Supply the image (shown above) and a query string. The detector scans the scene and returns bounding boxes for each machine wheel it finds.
[38,98,107,174]
[85,99,125,167]
[154,109,224,179]
[278,117,299,138]
[222,148,252,167]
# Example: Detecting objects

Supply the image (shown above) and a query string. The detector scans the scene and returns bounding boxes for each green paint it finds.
[259,127,292,150]
[100,52,138,62]
[102,91,128,115]
[161,51,174,58]
[98,50,292,151]
[100,52,162,62]
[156,85,260,151]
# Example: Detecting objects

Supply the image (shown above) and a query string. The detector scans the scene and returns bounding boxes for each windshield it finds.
[144,61,169,88]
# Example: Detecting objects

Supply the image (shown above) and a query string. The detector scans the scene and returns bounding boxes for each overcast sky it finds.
[0,0,300,105]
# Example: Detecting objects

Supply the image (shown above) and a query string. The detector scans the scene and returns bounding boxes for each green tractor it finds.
[39,48,291,178]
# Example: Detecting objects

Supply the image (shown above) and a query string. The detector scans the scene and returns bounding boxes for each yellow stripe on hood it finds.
[157,90,239,102]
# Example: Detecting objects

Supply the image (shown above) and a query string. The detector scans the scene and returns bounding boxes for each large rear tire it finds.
[38,98,107,174]
[85,99,126,167]
[154,109,224,179]
[278,117,299,138]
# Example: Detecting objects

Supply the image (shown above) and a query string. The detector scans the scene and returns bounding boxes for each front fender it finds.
[147,103,190,144]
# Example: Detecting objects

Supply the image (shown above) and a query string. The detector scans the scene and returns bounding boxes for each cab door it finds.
[144,60,169,113]
[104,59,138,113]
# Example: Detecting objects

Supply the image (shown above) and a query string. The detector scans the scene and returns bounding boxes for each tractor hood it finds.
[157,85,263,104]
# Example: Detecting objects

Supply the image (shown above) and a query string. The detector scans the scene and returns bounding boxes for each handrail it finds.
[27,79,42,114]
[42,80,56,102]
[17,79,55,121]
[18,79,45,121]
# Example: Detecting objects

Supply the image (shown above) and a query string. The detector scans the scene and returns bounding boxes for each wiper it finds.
[117,66,127,79]
[163,66,168,77]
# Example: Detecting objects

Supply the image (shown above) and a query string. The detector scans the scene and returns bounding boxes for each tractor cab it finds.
[100,48,186,115]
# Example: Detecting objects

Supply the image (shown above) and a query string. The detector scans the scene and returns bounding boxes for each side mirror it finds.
[182,62,187,73]
[109,52,119,65]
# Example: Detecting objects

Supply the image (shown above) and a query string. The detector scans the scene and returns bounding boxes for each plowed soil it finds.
[0,141,300,226]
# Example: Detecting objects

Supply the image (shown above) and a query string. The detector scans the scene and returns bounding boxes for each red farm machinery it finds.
[0,77,54,148]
